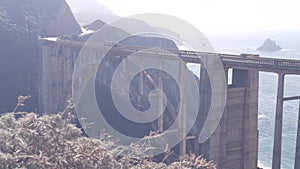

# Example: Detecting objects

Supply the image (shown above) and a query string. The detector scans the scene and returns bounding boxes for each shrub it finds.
[0,96,216,169]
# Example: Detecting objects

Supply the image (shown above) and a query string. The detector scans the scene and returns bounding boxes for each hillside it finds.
[65,0,118,24]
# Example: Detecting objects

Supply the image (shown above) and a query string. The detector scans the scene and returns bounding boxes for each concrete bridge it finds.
[38,38,300,169]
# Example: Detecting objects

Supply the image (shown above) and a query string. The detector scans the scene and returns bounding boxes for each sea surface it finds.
[206,31,300,169]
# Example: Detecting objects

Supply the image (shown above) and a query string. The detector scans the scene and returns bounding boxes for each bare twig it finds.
[13,95,31,112]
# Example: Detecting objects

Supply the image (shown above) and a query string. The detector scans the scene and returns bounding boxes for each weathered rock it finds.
[43,0,82,36]
[83,19,106,31]
[65,0,118,24]
[257,38,282,52]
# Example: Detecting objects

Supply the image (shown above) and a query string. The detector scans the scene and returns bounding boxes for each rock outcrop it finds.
[65,0,118,24]
[0,0,81,38]
[83,19,106,31]
[257,38,282,52]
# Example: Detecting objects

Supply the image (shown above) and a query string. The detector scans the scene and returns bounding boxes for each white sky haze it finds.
[98,0,300,34]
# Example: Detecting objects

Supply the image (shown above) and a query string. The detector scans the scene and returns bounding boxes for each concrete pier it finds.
[295,101,300,169]
[272,73,285,169]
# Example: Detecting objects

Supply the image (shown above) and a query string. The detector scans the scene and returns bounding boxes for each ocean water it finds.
[207,31,300,169]
[258,54,300,169]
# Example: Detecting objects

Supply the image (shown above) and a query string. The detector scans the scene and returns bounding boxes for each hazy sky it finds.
[99,0,300,34]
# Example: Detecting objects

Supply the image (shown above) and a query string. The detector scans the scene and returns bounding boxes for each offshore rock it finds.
[257,38,282,52]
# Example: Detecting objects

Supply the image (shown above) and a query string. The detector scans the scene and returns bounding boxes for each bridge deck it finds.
[109,43,300,75]
[40,39,300,74]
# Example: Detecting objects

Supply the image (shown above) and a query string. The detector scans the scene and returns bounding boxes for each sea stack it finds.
[257,38,282,52]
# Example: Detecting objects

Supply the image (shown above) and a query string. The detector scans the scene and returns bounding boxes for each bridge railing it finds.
[220,55,300,70]
[40,39,300,71]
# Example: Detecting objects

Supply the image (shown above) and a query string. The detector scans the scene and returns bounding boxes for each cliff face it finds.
[42,0,82,36]
[65,0,118,24]
[0,0,81,113]
[0,0,81,37]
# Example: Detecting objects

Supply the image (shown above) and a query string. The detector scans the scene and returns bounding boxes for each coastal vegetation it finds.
[0,96,216,169]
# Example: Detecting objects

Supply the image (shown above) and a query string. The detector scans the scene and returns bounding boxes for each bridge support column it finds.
[179,61,187,156]
[272,73,285,169]
[197,66,211,157]
[295,100,300,169]
[158,60,164,132]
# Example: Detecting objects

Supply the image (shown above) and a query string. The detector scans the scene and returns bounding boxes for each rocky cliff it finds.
[0,0,81,113]
[65,0,118,25]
